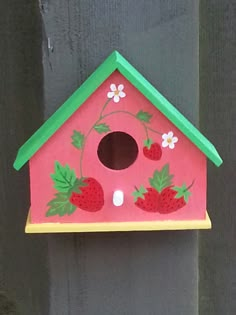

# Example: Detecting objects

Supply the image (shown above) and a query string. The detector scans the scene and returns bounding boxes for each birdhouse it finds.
[14,51,222,233]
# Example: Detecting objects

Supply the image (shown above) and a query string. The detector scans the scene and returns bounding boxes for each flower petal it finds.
[169,142,175,149]
[162,133,168,140]
[110,84,117,91]
[119,91,126,98]
[162,140,169,147]
[167,131,173,138]
[118,84,124,91]
[107,91,115,98]
[172,137,178,143]
[113,95,120,103]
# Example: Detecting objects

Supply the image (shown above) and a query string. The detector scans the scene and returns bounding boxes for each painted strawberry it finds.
[148,164,194,214]
[133,186,160,212]
[134,164,194,214]
[69,177,104,212]
[143,139,162,161]
[158,182,194,214]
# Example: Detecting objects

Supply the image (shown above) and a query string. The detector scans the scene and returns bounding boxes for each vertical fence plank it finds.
[199,1,236,314]
[0,1,49,314]
[41,1,199,314]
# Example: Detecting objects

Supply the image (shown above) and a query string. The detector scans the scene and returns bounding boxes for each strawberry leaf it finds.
[94,123,110,134]
[132,185,147,202]
[149,164,174,192]
[46,193,77,217]
[136,110,152,123]
[173,184,192,202]
[144,138,153,149]
[50,161,77,193]
[71,130,85,149]
[69,177,88,194]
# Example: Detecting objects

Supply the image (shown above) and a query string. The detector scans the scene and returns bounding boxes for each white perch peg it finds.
[113,190,124,207]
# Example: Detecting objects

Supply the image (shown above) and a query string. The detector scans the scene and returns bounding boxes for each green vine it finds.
[72,99,163,177]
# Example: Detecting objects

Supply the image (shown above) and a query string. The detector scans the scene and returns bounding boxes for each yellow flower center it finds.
[114,90,119,95]
[167,138,172,144]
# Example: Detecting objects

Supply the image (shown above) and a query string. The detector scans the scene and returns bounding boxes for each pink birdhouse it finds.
[14,51,222,233]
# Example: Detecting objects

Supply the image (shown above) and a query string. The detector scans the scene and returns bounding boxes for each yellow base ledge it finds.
[25,210,211,233]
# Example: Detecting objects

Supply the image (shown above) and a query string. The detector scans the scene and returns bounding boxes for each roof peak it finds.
[14,51,222,170]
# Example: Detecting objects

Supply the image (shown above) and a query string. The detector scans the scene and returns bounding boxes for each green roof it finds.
[14,51,223,170]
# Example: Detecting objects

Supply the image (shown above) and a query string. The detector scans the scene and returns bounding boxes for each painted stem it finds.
[185,179,195,191]
[143,124,149,140]
[146,126,162,135]
[79,99,111,176]
[99,98,111,118]
[79,108,162,176]
[79,127,94,177]
[101,110,137,120]
[134,185,139,192]
[101,110,161,138]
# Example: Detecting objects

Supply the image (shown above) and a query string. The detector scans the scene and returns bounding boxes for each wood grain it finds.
[25,210,211,233]
[1,1,234,314]
[0,1,49,314]
[199,1,236,314]
[41,1,199,314]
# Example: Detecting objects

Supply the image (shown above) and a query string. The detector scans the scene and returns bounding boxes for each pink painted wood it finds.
[30,71,206,223]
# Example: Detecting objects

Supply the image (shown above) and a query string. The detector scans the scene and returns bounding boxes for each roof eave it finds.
[13,50,223,170]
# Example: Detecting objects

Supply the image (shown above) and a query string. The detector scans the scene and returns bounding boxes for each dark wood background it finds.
[0,1,235,314]
[199,1,236,315]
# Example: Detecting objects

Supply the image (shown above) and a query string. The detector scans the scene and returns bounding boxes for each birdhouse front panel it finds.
[29,70,207,225]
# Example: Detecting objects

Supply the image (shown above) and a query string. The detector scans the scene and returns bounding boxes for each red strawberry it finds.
[158,186,185,213]
[144,164,194,214]
[143,139,162,161]
[158,182,194,214]
[133,186,160,212]
[69,177,104,212]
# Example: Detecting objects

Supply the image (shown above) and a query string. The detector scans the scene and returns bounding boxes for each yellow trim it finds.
[25,210,211,233]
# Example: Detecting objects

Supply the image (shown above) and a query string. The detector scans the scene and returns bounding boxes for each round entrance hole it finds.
[97,131,139,170]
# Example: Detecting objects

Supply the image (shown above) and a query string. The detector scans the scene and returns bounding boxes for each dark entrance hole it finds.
[97,131,139,170]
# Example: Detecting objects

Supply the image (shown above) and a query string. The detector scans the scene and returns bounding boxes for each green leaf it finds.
[149,164,174,192]
[69,177,88,194]
[50,161,77,193]
[136,110,152,123]
[173,184,192,202]
[46,193,77,217]
[71,130,85,149]
[132,185,147,202]
[94,123,110,134]
[144,138,153,149]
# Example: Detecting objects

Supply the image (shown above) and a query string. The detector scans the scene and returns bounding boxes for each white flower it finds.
[162,131,178,149]
[107,84,126,103]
